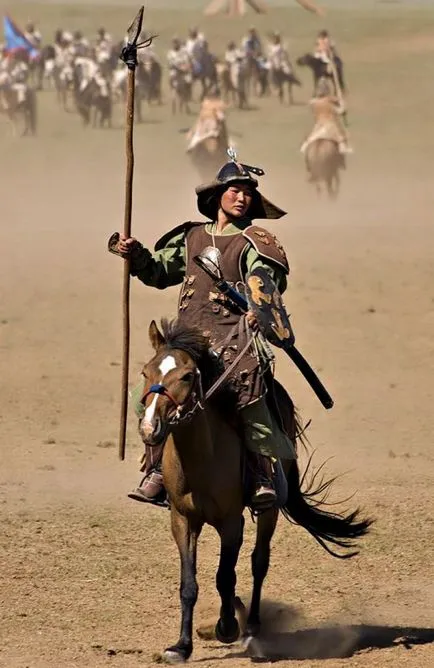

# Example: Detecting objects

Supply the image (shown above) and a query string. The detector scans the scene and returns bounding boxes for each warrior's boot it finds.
[127,442,168,507]
[250,453,277,512]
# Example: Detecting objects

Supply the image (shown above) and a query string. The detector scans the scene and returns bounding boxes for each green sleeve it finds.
[243,246,288,294]
[129,230,186,289]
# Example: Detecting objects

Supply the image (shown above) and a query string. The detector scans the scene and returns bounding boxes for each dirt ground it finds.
[1,3,434,667]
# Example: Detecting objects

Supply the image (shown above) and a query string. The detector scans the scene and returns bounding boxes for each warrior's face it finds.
[220,184,253,219]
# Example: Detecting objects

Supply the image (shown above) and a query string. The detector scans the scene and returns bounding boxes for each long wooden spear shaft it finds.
[118,6,155,461]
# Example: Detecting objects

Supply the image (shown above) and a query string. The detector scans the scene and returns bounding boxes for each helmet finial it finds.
[227,146,237,162]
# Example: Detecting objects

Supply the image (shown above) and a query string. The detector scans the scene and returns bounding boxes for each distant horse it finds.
[35,44,56,90]
[139,318,372,663]
[56,64,75,112]
[244,53,263,97]
[297,52,345,97]
[170,67,192,115]
[191,48,219,101]
[270,65,301,105]
[75,78,112,128]
[305,138,343,198]
[187,98,229,181]
[1,85,37,136]
[139,58,162,106]
[218,59,248,109]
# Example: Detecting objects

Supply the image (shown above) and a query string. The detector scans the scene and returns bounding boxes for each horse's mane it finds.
[161,318,220,387]
[161,318,211,364]
[160,318,236,406]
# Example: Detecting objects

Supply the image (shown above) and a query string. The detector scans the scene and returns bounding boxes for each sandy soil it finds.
[1,4,433,667]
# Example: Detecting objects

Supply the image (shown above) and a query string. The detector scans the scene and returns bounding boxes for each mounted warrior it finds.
[109,152,297,513]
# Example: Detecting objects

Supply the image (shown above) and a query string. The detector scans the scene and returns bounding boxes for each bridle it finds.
[140,370,205,427]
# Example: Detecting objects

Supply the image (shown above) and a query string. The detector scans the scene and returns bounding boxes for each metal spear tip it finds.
[120,5,157,69]
[127,5,144,47]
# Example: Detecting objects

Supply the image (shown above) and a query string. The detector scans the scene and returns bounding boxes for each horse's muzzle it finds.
[139,416,169,447]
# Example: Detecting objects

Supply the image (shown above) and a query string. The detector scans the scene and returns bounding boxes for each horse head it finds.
[138,320,209,445]
[296,53,314,68]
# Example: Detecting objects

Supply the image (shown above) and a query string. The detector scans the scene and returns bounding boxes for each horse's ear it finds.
[149,320,165,351]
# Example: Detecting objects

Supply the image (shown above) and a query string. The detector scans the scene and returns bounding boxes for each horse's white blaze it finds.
[141,355,177,436]
[159,355,177,377]
[143,394,158,428]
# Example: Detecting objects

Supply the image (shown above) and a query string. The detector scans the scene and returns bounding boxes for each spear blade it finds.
[127,5,144,46]
[120,5,144,70]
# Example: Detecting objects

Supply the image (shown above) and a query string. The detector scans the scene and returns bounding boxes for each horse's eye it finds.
[181,372,194,383]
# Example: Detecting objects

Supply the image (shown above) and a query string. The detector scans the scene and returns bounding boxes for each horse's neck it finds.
[171,407,240,488]
[172,411,215,469]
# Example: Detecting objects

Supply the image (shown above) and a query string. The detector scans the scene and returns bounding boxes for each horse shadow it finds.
[237,624,434,662]
[197,602,434,662]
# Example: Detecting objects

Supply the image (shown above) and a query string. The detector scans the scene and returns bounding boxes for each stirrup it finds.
[127,487,170,508]
[250,485,277,514]
[127,468,169,508]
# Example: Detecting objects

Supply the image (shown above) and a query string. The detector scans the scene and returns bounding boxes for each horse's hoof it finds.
[162,647,188,664]
[215,617,240,644]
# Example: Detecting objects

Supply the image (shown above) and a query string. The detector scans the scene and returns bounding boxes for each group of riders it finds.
[0,24,116,129]
[185,28,352,187]
[1,22,352,187]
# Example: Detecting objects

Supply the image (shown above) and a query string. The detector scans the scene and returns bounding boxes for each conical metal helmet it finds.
[195,148,286,221]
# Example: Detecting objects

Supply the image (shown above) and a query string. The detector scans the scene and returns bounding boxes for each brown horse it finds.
[139,319,372,663]
[305,138,343,199]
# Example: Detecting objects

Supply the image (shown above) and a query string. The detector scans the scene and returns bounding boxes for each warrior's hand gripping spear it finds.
[118,7,156,461]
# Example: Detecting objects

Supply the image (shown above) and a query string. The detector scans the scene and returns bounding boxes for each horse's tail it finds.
[282,443,373,559]
[26,88,37,135]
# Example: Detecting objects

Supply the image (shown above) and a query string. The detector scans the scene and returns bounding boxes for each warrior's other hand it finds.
[118,234,140,256]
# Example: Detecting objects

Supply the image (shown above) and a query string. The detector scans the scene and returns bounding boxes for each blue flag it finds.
[3,15,39,60]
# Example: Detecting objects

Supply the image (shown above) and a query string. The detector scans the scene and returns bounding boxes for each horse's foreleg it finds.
[328,169,340,200]
[215,515,244,644]
[10,114,17,139]
[245,508,278,638]
[163,509,202,663]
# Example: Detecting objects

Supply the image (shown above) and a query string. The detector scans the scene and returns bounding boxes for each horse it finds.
[140,58,162,106]
[297,52,345,97]
[0,84,37,137]
[170,67,192,115]
[270,65,301,105]
[244,53,263,97]
[33,44,56,90]
[186,98,229,181]
[305,138,343,199]
[218,59,248,110]
[74,77,112,128]
[139,318,372,663]
[56,64,75,112]
[191,48,219,101]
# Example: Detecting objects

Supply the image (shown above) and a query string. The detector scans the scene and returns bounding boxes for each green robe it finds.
[129,219,287,292]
